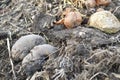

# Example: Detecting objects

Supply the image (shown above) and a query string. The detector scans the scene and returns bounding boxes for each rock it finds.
[89,11,120,33]
[22,44,57,64]
[11,34,46,61]
[22,44,57,75]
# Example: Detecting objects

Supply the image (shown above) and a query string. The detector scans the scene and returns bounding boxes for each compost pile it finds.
[0,0,120,80]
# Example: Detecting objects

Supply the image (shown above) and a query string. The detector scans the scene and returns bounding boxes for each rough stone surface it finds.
[89,11,120,33]
[22,44,57,64]
[22,44,57,75]
[11,34,46,61]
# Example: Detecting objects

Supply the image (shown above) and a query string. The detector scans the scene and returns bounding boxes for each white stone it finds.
[89,11,120,33]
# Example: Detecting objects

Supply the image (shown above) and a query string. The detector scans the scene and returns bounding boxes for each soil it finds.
[0,0,120,80]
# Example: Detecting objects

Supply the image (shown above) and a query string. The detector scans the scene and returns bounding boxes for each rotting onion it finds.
[54,8,83,29]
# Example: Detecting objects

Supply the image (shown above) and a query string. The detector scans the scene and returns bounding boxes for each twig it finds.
[86,50,111,61]
[113,6,120,14]
[52,69,66,80]
[89,72,108,80]
[30,71,50,80]
[7,38,17,80]
[112,73,120,79]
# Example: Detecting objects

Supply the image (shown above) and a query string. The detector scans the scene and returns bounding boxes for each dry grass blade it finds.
[7,38,17,80]
[112,73,120,79]
[89,72,108,80]
[52,69,67,80]
[30,71,50,80]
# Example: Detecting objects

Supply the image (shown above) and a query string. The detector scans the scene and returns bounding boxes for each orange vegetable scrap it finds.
[55,8,83,29]
[85,0,111,7]
[95,0,111,6]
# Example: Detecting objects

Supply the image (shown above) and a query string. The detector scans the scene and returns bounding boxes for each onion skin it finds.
[85,0,96,8]
[55,8,82,28]
[95,0,111,6]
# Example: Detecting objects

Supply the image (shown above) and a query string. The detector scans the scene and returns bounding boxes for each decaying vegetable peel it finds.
[95,0,111,6]
[54,8,83,28]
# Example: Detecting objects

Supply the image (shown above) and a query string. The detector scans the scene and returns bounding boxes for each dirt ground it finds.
[0,0,120,80]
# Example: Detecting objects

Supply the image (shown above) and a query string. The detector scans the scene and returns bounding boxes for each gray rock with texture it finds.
[22,44,57,75]
[11,34,46,61]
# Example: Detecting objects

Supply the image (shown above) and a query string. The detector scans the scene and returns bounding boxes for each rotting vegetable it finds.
[95,0,111,6]
[54,8,83,29]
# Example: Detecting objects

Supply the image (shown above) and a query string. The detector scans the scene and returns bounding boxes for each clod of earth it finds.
[22,44,57,75]
[11,34,46,61]
[54,8,83,29]
[89,11,120,33]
